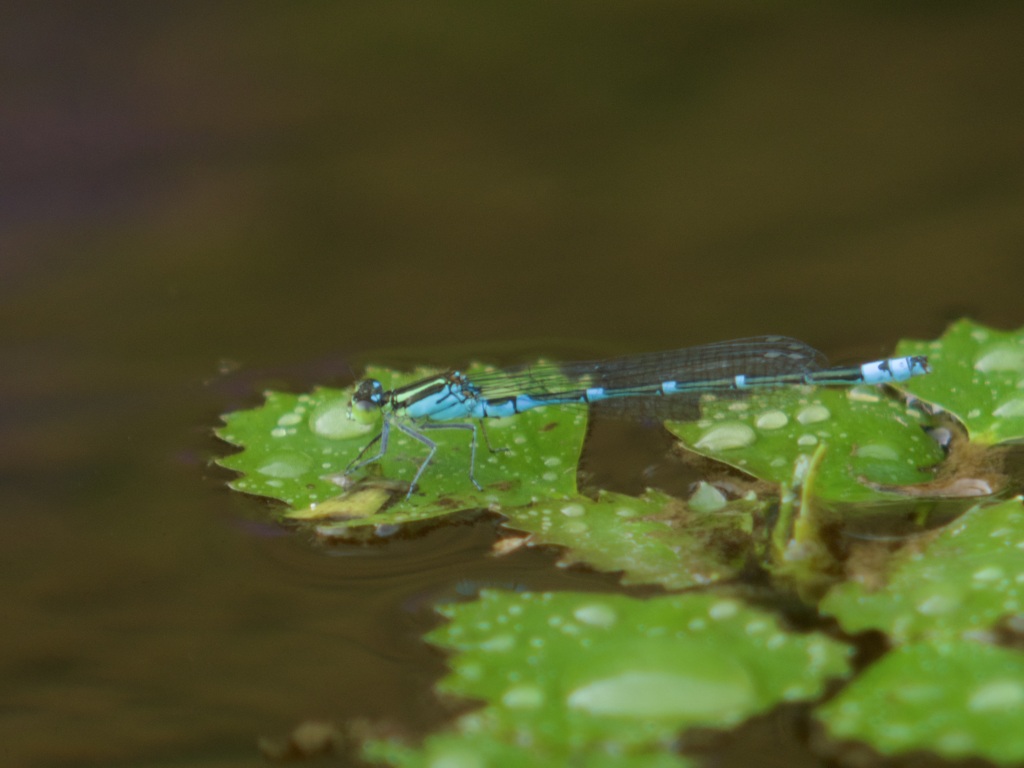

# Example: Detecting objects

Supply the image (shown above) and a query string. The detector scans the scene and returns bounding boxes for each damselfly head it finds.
[348,378,386,424]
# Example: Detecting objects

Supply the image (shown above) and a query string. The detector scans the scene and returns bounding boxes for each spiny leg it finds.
[419,421,483,493]
[394,421,440,499]
[478,419,509,455]
[344,416,390,476]
[349,418,486,499]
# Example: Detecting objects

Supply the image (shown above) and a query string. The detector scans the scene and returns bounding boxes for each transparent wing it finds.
[465,336,827,402]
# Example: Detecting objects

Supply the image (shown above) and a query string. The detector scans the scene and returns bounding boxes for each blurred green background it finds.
[2,3,1022,765]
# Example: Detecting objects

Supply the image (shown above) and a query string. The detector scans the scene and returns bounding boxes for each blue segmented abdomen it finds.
[857,355,930,384]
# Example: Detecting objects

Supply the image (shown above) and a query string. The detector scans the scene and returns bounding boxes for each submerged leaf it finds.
[502,489,762,590]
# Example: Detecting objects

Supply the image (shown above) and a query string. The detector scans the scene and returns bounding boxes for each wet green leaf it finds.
[419,590,850,753]
[666,385,943,503]
[503,489,762,590]
[818,640,1024,764]
[364,731,695,768]
[216,367,764,588]
[216,366,588,527]
[899,319,1024,445]
[820,497,1024,643]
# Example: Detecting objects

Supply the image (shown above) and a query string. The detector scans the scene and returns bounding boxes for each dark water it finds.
[3,4,1023,765]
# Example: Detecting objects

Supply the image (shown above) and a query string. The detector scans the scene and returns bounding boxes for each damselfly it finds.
[344,336,929,498]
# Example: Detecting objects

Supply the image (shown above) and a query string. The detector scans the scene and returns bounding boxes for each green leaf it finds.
[502,489,763,590]
[421,590,850,753]
[899,319,1024,445]
[818,640,1024,764]
[820,497,1024,643]
[665,384,943,503]
[216,366,588,528]
[364,731,696,768]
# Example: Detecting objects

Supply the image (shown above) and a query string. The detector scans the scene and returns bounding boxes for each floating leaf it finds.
[420,590,850,754]
[818,640,1024,764]
[666,385,943,503]
[364,731,696,768]
[502,489,762,590]
[899,319,1024,445]
[820,497,1024,643]
[216,366,588,528]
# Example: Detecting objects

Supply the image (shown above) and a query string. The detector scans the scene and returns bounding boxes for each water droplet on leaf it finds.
[975,346,1024,373]
[695,423,756,451]
[573,603,617,628]
[796,404,830,424]
[755,410,788,430]
[257,452,312,478]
